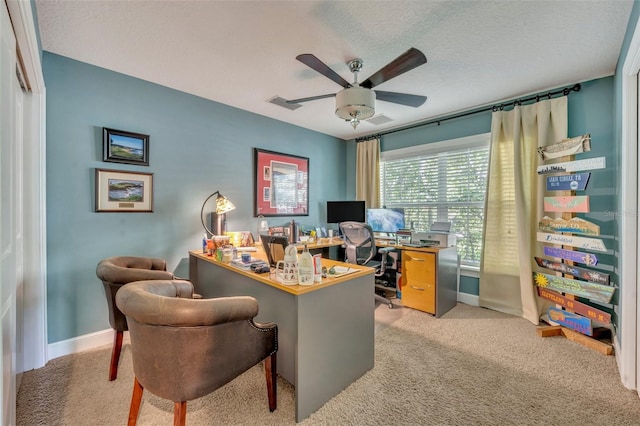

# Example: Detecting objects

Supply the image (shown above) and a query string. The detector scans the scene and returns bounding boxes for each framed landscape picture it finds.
[103,127,149,166]
[95,168,153,212]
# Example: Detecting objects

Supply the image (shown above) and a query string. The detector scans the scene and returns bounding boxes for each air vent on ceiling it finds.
[268,96,302,111]
[367,114,394,125]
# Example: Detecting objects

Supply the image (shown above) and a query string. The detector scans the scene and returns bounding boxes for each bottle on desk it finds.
[288,220,299,244]
[313,254,322,283]
[276,245,298,285]
[298,245,314,286]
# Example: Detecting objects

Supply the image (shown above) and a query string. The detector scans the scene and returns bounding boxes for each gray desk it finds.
[189,251,375,422]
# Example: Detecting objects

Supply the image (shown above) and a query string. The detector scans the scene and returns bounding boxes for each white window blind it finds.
[380,133,490,266]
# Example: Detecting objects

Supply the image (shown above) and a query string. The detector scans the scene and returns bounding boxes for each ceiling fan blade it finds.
[360,48,427,89]
[375,91,427,107]
[286,93,336,104]
[296,54,352,88]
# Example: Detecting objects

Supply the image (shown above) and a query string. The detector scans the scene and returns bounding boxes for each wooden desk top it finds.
[292,237,344,250]
[190,249,373,296]
[375,240,453,254]
[288,236,453,254]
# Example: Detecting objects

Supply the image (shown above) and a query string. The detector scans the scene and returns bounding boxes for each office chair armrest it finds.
[377,246,396,274]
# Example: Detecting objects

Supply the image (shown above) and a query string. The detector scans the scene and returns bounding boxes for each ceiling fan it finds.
[286,47,428,129]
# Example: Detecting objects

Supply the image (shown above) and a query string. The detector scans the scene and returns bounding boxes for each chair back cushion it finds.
[97,256,170,284]
[116,280,277,403]
[339,221,377,265]
[96,256,174,331]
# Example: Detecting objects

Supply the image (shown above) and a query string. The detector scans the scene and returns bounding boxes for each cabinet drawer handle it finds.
[410,286,425,291]
[411,258,424,262]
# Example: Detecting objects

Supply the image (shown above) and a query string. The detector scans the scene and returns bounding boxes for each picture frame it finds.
[103,127,149,166]
[254,148,309,217]
[95,168,153,212]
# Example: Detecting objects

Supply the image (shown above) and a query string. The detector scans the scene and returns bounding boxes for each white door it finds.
[1,2,23,424]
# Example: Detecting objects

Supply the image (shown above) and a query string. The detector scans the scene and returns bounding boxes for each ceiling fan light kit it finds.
[335,87,376,129]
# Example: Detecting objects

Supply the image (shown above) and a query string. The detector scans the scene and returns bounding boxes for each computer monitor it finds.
[260,234,289,267]
[366,208,406,234]
[326,200,366,223]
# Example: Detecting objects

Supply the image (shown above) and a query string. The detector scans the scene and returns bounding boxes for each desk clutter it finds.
[267,219,330,245]
[200,227,327,284]
[230,257,269,272]
[269,244,319,286]
[202,233,268,271]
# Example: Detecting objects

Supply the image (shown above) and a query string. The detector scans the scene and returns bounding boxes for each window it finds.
[380,133,490,266]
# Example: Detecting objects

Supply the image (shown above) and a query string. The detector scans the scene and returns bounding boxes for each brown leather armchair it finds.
[116,280,278,426]
[96,256,174,381]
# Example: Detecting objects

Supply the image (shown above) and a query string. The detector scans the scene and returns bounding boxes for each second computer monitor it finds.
[366,208,405,234]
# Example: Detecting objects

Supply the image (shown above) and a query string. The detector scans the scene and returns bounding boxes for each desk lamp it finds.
[200,191,236,236]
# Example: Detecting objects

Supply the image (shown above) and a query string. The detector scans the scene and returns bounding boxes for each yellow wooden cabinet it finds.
[400,246,458,317]
[402,251,437,314]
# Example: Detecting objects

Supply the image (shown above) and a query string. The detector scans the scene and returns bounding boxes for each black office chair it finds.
[339,221,395,309]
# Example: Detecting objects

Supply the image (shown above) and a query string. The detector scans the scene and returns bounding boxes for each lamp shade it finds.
[215,193,236,214]
[200,191,235,236]
[335,87,375,121]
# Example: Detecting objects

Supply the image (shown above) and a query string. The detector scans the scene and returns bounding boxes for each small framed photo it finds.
[95,168,153,212]
[103,127,149,166]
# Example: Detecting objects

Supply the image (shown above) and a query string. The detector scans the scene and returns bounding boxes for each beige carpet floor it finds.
[17,303,640,425]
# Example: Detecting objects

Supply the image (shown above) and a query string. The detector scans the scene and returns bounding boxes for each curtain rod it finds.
[355,83,581,142]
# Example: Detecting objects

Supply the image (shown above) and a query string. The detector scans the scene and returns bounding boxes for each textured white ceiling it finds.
[35,0,634,140]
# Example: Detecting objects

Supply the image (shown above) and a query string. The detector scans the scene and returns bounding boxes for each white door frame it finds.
[5,0,47,371]
[619,16,640,392]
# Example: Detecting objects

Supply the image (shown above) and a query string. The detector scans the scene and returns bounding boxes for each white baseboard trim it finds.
[613,332,636,391]
[47,328,129,361]
[458,292,479,306]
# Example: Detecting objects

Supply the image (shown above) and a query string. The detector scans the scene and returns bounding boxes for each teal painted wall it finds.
[347,77,617,300]
[459,275,478,295]
[43,52,346,344]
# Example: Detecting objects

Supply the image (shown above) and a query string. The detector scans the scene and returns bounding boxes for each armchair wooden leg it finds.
[265,353,277,412]
[109,330,124,381]
[127,377,144,426]
[173,401,187,426]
